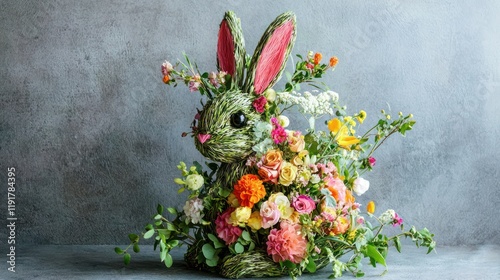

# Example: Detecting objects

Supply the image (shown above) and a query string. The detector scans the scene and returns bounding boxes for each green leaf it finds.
[123,253,131,265]
[241,231,251,241]
[356,271,365,277]
[154,214,162,220]
[365,245,386,267]
[160,248,167,262]
[157,204,164,215]
[234,243,244,254]
[114,247,124,254]
[282,260,296,270]
[306,257,317,273]
[167,240,179,247]
[128,233,139,243]
[177,187,185,194]
[133,243,140,253]
[144,229,155,239]
[205,256,219,267]
[207,162,218,171]
[145,224,153,231]
[248,242,255,251]
[167,207,177,214]
[164,253,173,267]
[202,243,216,259]
[193,161,203,173]
[207,233,219,243]
[394,236,402,253]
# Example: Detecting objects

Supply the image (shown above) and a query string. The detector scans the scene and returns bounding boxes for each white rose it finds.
[352,177,369,196]
[185,174,204,191]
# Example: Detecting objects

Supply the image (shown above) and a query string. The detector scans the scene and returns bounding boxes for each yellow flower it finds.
[337,136,360,150]
[356,110,367,124]
[247,211,263,231]
[279,162,298,186]
[327,118,342,134]
[229,206,252,227]
[367,201,376,214]
[227,193,240,208]
[268,192,294,220]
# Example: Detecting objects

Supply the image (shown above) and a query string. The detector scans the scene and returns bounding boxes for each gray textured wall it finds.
[1,0,499,246]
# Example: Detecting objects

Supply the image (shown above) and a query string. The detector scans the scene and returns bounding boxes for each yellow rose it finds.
[279,162,298,186]
[229,207,251,227]
[227,193,240,208]
[247,211,262,231]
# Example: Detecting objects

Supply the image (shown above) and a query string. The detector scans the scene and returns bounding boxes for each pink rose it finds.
[260,201,280,229]
[368,156,376,167]
[292,195,316,214]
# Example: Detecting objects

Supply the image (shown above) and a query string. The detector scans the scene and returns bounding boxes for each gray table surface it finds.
[2,245,499,280]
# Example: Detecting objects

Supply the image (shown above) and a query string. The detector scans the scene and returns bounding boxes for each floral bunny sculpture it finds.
[117,10,436,280]
[184,11,297,277]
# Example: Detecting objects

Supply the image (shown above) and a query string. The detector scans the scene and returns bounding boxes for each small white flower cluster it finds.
[277,90,339,118]
[183,197,204,224]
[378,209,396,225]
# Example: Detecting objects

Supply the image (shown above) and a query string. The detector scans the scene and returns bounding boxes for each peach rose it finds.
[287,131,305,152]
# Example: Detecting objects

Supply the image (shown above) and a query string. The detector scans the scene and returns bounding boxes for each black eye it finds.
[230,111,247,128]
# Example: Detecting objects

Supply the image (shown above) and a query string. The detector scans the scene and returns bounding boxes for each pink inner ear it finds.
[254,20,294,94]
[217,20,236,76]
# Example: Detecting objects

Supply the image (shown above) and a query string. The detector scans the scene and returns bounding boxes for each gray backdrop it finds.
[1,0,499,246]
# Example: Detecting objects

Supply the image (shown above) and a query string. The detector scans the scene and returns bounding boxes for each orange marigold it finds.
[329,56,338,67]
[163,75,170,84]
[313,52,322,65]
[233,174,266,208]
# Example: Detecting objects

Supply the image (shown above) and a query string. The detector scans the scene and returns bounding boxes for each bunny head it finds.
[195,11,296,163]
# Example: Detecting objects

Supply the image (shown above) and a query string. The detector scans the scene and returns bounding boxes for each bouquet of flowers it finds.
[116,11,435,279]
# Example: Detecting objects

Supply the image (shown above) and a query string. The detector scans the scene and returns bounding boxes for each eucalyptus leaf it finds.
[234,243,244,254]
[202,243,215,259]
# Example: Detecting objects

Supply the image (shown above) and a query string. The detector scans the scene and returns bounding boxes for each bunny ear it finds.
[217,11,246,86]
[245,12,296,95]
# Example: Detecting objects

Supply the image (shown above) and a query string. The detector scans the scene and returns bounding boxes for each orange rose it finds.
[258,150,283,183]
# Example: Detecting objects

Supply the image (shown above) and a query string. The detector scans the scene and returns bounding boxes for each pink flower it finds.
[368,157,376,167]
[317,162,336,176]
[215,208,243,245]
[189,81,200,92]
[393,213,403,227]
[260,201,280,229]
[208,71,218,87]
[188,74,201,92]
[252,96,267,113]
[266,221,308,263]
[324,174,346,204]
[292,195,316,214]
[270,118,287,144]
[161,61,173,75]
